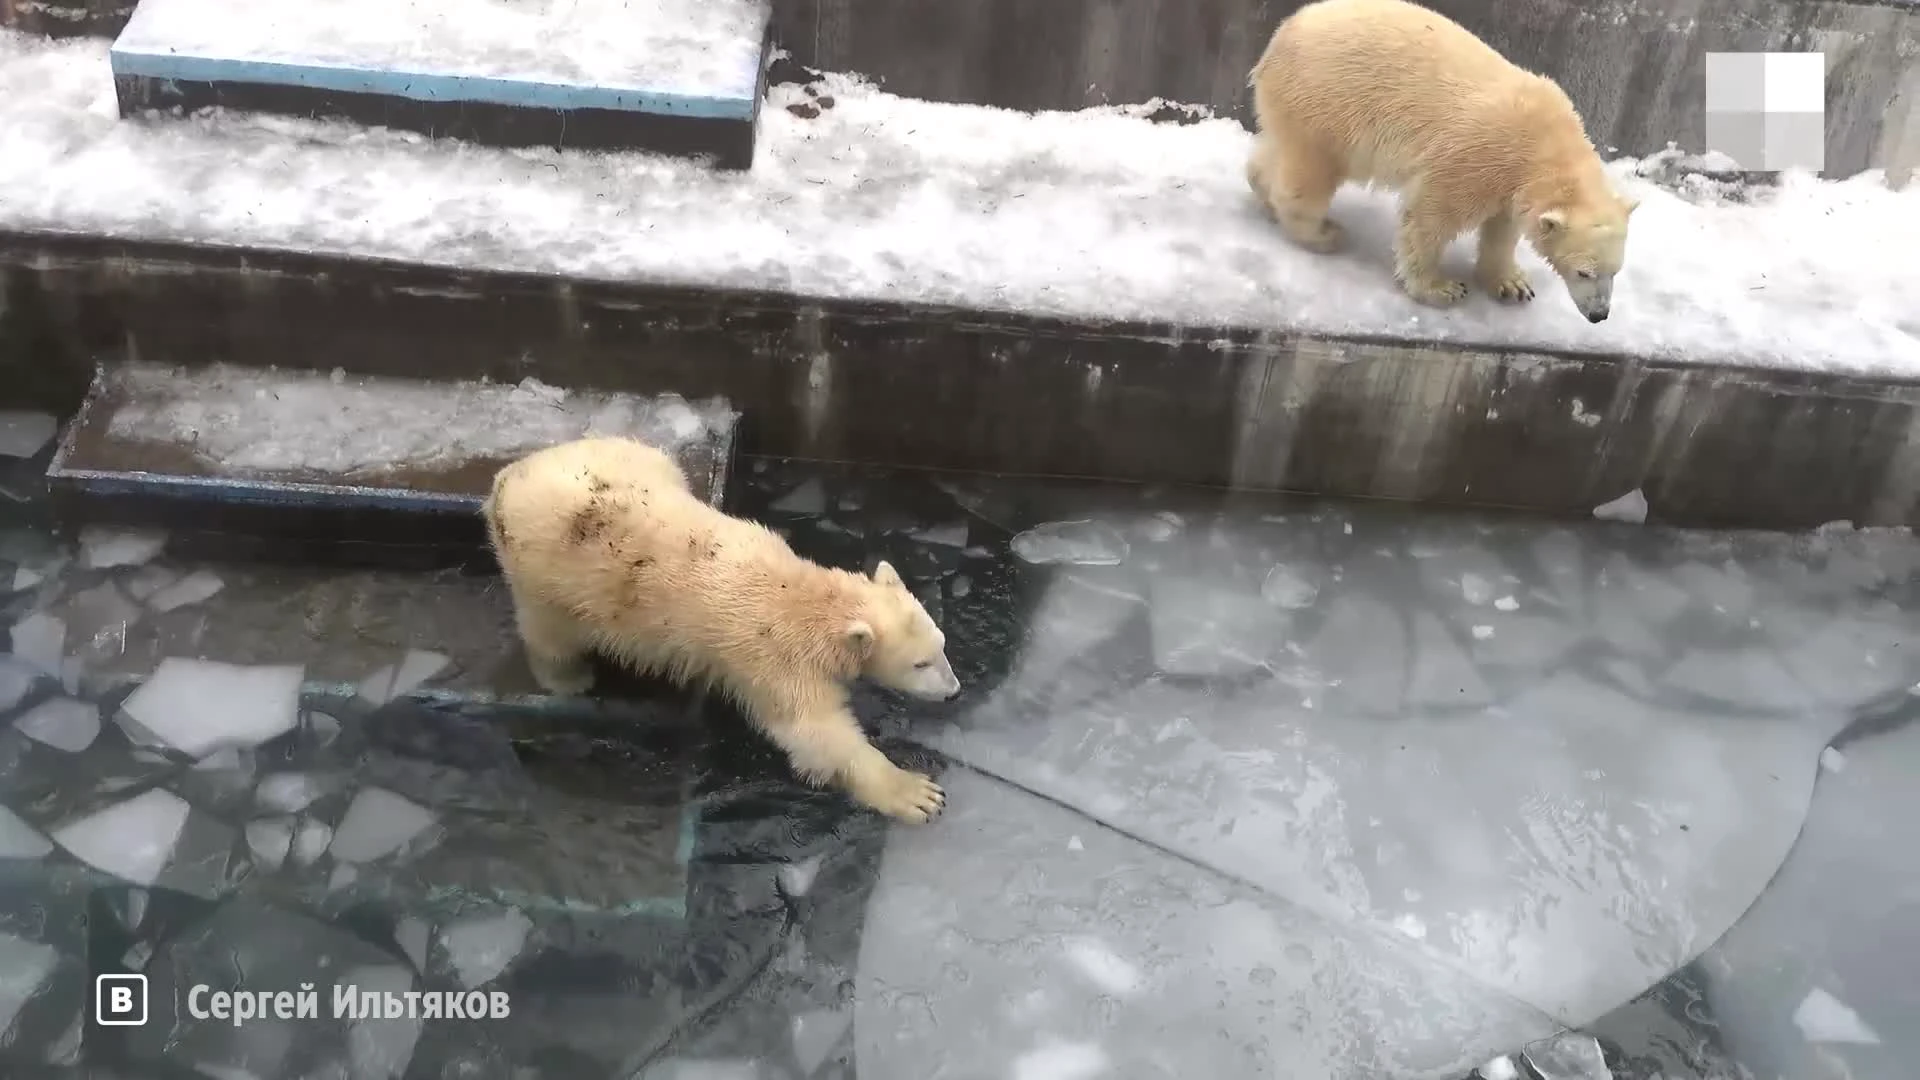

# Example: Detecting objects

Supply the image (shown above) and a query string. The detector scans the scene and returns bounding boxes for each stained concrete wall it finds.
[3,232,1918,531]
[774,0,1920,181]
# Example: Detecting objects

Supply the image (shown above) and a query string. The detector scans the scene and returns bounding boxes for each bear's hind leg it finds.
[509,591,596,695]
[1247,128,1347,254]
[1474,210,1535,302]
[766,709,945,825]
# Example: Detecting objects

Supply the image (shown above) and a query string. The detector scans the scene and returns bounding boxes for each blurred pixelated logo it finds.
[94,973,148,1027]
[1705,51,1827,172]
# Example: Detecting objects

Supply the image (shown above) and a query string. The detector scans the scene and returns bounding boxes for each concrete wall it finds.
[774,0,1920,181]
[4,232,1918,531]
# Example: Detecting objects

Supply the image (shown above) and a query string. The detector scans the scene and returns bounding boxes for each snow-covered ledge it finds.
[1,31,1914,379]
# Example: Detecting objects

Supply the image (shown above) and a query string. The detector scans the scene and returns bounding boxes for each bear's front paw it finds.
[872,770,947,825]
[528,654,595,696]
[1479,268,1535,303]
[1400,275,1471,307]
[1283,216,1347,255]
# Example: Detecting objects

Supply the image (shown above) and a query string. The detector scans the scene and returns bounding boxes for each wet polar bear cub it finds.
[1247,0,1637,320]
[484,437,960,824]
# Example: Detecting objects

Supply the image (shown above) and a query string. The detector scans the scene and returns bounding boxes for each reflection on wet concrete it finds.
[0,439,1915,1078]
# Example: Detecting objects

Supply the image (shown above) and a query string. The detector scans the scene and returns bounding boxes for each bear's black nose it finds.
[1587,309,1608,323]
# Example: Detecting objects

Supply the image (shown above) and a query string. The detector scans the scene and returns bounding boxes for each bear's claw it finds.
[874,770,946,825]
[1481,270,1535,303]
[1402,277,1471,307]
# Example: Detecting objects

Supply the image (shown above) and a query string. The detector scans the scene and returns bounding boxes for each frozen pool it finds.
[0,442,1915,1079]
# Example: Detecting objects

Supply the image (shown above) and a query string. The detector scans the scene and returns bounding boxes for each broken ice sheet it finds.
[0,803,54,858]
[329,787,436,863]
[78,526,168,569]
[0,411,57,459]
[50,787,192,886]
[7,612,65,676]
[0,932,60,1036]
[1010,519,1130,566]
[356,650,449,705]
[246,817,295,872]
[14,696,101,753]
[146,569,226,612]
[438,908,533,989]
[119,658,305,757]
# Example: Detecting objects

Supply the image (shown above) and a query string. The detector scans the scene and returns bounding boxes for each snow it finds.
[0,804,53,858]
[50,787,193,886]
[99,363,736,480]
[77,525,167,569]
[1592,488,1650,524]
[329,787,436,862]
[0,410,56,458]
[115,0,769,101]
[146,568,225,612]
[1010,521,1131,566]
[1792,986,1882,1045]
[2,33,1913,377]
[7,613,64,676]
[14,696,101,752]
[356,650,449,705]
[437,908,532,988]
[119,659,305,757]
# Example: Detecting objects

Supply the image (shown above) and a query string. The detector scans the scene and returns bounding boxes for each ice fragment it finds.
[329,788,436,862]
[256,773,326,813]
[356,650,449,705]
[8,613,65,676]
[1793,986,1881,1044]
[78,526,167,569]
[770,478,826,515]
[0,804,53,858]
[0,933,60,1036]
[439,908,533,988]
[291,818,332,866]
[119,658,304,757]
[246,817,294,871]
[146,569,226,612]
[0,411,56,459]
[1009,520,1130,566]
[1592,488,1649,524]
[50,788,192,886]
[15,696,101,753]
[1259,564,1319,608]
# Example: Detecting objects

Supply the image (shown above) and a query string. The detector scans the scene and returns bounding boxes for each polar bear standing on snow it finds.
[1246,0,1638,321]
[484,437,959,824]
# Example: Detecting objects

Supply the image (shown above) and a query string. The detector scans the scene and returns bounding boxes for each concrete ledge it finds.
[5,232,1918,531]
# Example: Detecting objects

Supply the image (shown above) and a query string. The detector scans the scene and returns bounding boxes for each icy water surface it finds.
[0,444,1916,1080]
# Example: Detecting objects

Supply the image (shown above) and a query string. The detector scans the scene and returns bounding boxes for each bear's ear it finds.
[843,620,876,662]
[1537,209,1567,235]
[872,560,902,588]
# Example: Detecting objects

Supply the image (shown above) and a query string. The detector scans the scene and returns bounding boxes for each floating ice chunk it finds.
[1521,1032,1613,1079]
[330,788,436,863]
[341,963,423,1080]
[1136,510,1183,542]
[1478,1056,1519,1080]
[146,569,226,612]
[246,817,294,872]
[791,1007,853,1075]
[8,613,65,676]
[329,864,360,891]
[1259,564,1319,609]
[1062,937,1142,995]
[0,804,53,858]
[65,581,142,660]
[1819,747,1847,773]
[78,526,168,569]
[1012,1041,1108,1080]
[1459,572,1495,605]
[0,654,42,711]
[654,399,705,442]
[256,773,326,813]
[439,908,533,989]
[913,521,969,548]
[15,696,101,753]
[50,788,192,886]
[1592,488,1649,524]
[1010,520,1129,566]
[0,411,57,459]
[291,818,332,866]
[393,917,430,971]
[777,854,822,898]
[0,933,60,1036]
[1067,835,1084,851]
[357,650,449,705]
[120,564,178,601]
[949,574,972,599]
[306,711,343,746]
[120,659,304,757]
[770,478,827,515]
[1493,596,1519,612]
[1793,986,1881,1044]
[12,565,45,591]
[1471,625,1494,640]
[44,1004,83,1066]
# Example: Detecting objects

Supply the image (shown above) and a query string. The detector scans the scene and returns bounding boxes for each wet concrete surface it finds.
[0,437,1916,1079]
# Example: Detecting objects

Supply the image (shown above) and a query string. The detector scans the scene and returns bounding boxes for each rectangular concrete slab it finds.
[46,360,738,552]
[108,0,772,165]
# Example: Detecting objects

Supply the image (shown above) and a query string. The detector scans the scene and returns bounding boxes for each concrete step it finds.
[108,0,772,166]
[3,32,1917,531]
[46,361,739,558]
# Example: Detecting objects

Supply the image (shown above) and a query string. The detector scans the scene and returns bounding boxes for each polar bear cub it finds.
[483,437,959,824]
[1247,0,1637,321]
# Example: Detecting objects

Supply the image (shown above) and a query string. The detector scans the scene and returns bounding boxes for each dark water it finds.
[1,444,1916,1080]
